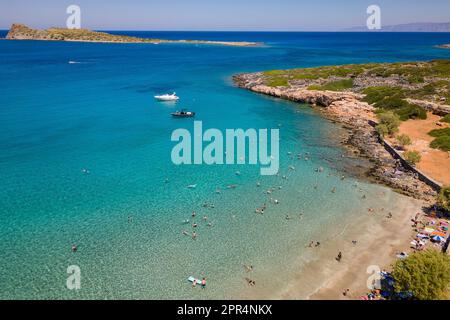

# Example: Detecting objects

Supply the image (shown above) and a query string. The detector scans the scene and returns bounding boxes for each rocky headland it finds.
[234,60,450,201]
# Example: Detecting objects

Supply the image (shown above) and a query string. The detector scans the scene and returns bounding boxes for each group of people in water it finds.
[177,149,384,290]
[182,210,214,240]
[191,277,207,289]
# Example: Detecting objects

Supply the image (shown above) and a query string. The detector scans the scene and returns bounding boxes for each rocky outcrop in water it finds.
[6,23,260,47]
[6,24,59,40]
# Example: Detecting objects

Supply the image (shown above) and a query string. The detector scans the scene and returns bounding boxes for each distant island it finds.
[345,21,450,32]
[5,24,260,47]
[439,44,450,49]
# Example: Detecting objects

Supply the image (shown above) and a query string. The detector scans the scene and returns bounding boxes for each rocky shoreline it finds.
[233,72,437,202]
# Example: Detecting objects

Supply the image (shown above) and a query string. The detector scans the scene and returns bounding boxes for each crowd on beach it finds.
[358,205,449,300]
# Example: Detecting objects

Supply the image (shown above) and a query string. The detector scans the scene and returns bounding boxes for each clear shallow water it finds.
[0,32,450,299]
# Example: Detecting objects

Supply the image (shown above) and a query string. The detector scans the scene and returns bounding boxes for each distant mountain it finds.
[345,22,450,32]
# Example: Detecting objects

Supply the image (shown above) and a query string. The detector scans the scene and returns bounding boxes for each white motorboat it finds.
[154,92,179,101]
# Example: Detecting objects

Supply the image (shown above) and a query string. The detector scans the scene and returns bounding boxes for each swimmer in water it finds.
[245,278,256,286]
[243,265,253,272]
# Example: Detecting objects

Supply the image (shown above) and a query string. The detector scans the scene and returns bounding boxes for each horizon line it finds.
[2,28,450,33]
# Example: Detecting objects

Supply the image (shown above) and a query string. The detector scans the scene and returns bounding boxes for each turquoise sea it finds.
[1,31,450,299]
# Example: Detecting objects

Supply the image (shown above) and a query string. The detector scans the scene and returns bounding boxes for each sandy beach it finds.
[280,196,424,299]
[234,193,425,300]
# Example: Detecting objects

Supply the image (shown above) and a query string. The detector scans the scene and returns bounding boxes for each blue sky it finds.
[1,0,449,31]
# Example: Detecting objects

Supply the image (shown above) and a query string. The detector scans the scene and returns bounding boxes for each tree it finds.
[404,150,421,165]
[376,123,389,137]
[396,134,412,148]
[392,250,450,300]
[438,186,450,212]
[377,111,400,137]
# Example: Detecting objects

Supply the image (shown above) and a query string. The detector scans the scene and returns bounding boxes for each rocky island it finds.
[439,44,450,49]
[234,60,450,200]
[5,24,260,47]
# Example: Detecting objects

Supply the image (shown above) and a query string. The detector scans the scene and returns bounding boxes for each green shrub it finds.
[438,186,450,212]
[429,128,450,137]
[392,250,450,300]
[395,104,427,121]
[440,114,450,123]
[377,111,401,136]
[292,73,320,80]
[266,77,288,87]
[396,134,412,147]
[431,59,450,77]
[362,86,405,105]
[376,123,389,137]
[411,83,437,97]
[408,74,425,84]
[430,136,450,151]
[404,150,421,165]
[263,70,286,76]
[376,96,410,110]
[308,79,354,91]
[362,87,422,119]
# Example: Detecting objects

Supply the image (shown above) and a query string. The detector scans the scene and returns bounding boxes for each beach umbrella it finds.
[431,231,446,237]
[432,235,445,242]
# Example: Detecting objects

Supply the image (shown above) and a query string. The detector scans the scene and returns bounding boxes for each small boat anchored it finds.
[171,109,195,118]
[154,92,179,101]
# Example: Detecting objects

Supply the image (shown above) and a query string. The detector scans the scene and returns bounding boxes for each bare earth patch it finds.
[389,113,450,186]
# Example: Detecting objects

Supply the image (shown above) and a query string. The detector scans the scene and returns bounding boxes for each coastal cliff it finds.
[234,60,450,200]
[5,23,260,47]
